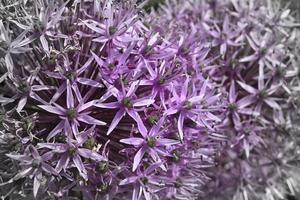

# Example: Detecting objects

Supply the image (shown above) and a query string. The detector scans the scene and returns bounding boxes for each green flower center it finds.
[18,83,30,94]
[228,103,237,111]
[258,90,268,99]
[141,177,149,185]
[84,138,96,150]
[22,118,34,131]
[32,159,41,168]
[181,47,189,55]
[66,108,78,119]
[97,182,109,194]
[172,150,181,163]
[108,63,115,70]
[175,178,182,188]
[56,134,66,143]
[123,97,133,108]
[158,77,166,85]
[144,45,153,56]
[147,137,156,148]
[275,68,284,78]
[65,70,76,81]
[260,48,267,56]
[185,101,193,110]
[148,115,158,125]
[68,147,77,157]
[96,161,109,173]
[108,26,117,35]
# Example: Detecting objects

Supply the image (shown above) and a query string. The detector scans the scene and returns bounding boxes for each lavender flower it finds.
[0,0,299,200]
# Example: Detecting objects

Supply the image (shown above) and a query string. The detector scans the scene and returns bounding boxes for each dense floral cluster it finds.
[149,0,300,199]
[0,0,299,200]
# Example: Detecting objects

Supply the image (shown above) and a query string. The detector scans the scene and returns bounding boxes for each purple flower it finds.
[0,0,298,199]
[120,117,179,171]
[225,80,258,129]
[164,77,222,139]
[119,162,163,200]
[94,81,154,135]
[2,145,57,197]
[37,141,104,180]
[237,80,281,113]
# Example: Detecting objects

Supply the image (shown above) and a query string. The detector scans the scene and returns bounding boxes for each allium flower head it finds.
[0,0,299,200]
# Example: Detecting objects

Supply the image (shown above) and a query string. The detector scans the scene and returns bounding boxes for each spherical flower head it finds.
[0,0,299,200]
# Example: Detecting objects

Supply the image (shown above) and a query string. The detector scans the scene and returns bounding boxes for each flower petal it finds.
[33,174,41,198]
[120,137,144,146]
[77,114,106,126]
[73,154,87,180]
[157,138,180,146]
[107,109,126,135]
[133,147,146,172]
[38,105,65,115]
[119,176,139,186]
[77,77,103,88]
[78,148,104,161]
[16,96,27,113]
[127,110,148,138]
[177,113,185,140]
[237,81,257,94]
[55,153,70,173]
[47,120,65,141]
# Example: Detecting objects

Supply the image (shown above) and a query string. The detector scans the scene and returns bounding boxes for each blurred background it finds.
[140,0,300,20]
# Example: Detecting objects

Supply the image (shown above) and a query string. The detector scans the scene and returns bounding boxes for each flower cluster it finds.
[149,0,300,199]
[0,0,299,200]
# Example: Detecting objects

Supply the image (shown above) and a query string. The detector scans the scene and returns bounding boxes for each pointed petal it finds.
[47,120,65,141]
[37,105,65,115]
[12,167,33,182]
[181,78,189,101]
[119,176,139,186]
[55,153,69,173]
[229,80,237,103]
[94,101,119,109]
[77,114,106,126]
[157,139,180,146]
[78,148,104,161]
[33,175,41,198]
[73,154,87,180]
[77,78,103,88]
[31,85,56,91]
[82,20,105,34]
[133,98,154,107]
[120,137,144,146]
[264,98,281,110]
[237,81,257,94]
[127,110,148,138]
[66,81,74,109]
[91,51,104,66]
[77,57,94,75]
[5,54,14,73]
[37,143,67,152]
[126,81,139,97]
[16,96,27,113]
[199,78,209,100]
[177,113,184,140]
[237,95,256,108]
[107,109,126,135]
[144,162,162,175]
[50,82,67,103]
[42,163,59,175]
[5,154,31,162]
[133,147,146,171]
[239,54,258,63]
[77,100,95,113]
[40,35,49,53]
